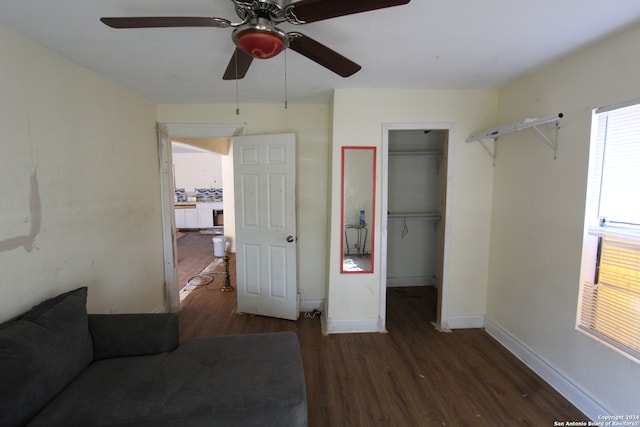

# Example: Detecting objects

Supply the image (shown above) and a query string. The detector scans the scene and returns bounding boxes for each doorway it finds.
[172,141,226,295]
[380,123,452,331]
[157,123,244,312]
[158,125,299,321]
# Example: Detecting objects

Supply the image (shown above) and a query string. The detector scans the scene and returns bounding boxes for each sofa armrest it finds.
[88,313,179,360]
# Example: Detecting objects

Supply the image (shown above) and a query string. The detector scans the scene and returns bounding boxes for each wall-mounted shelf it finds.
[466,113,563,165]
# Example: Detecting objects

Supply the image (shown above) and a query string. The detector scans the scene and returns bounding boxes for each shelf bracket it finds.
[531,121,560,159]
[478,138,497,167]
[466,113,563,165]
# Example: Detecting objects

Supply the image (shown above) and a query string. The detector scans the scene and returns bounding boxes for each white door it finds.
[233,133,298,320]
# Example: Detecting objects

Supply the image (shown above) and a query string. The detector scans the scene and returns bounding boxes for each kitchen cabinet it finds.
[175,202,223,230]
[197,202,223,228]
[175,204,198,229]
[175,209,186,229]
[197,205,214,228]
[184,209,198,228]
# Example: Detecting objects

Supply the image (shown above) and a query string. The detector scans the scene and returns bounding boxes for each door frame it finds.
[157,123,245,312]
[380,122,454,330]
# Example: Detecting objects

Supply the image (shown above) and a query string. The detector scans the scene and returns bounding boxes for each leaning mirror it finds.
[341,146,376,274]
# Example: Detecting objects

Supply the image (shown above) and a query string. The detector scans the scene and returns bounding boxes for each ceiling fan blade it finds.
[222,48,254,80]
[288,0,410,24]
[288,32,361,77]
[100,17,231,29]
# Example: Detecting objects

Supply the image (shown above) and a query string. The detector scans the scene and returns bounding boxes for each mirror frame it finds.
[340,146,376,274]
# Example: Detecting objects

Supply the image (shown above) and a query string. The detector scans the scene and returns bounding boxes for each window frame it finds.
[577,99,640,364]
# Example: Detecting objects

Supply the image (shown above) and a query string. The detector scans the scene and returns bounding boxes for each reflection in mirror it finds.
[341,146,376,274]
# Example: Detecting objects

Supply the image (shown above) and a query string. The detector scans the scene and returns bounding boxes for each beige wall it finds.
[156,104,331,305]
[172,151,223,192]
[487,23,640,415]
[0,25,163,321]
[327,89,497,329]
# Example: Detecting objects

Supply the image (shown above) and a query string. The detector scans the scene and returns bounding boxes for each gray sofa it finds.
[0,287,307,427]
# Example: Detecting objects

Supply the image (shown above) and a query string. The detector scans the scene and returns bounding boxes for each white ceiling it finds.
[1,1,640,104]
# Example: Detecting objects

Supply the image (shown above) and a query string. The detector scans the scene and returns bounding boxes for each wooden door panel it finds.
[234,134,298,320]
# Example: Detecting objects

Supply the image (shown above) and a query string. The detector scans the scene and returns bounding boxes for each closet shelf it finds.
[388,150,442,157]
[388,212,441,220]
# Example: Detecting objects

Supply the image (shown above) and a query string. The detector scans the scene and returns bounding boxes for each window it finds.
[577,99,640,363]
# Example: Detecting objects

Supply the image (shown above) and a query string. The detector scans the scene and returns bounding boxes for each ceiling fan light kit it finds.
[100,0,411,81]
[232,17,289,59]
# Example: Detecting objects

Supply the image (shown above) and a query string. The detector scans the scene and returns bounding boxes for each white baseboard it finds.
[319,314,483,334]
[152,305,167,313]
[446,315,485,329]
[300,299,323,312]
[484,318,608,421]
[322,316,385,335]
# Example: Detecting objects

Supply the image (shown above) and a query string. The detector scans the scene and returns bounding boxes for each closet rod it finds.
[388,212,441,220]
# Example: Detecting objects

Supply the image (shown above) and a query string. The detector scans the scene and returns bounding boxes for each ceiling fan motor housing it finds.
[234,0,288,22]
[232,17,289,59]
[254,0,287,16]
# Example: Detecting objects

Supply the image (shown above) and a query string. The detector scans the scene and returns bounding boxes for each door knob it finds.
[286,235,295,243]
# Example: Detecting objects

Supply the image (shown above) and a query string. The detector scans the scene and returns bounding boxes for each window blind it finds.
[578,237,640,361]
[593,102,640,227]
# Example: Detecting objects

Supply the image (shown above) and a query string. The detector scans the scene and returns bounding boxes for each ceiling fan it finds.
[100,0,410,80]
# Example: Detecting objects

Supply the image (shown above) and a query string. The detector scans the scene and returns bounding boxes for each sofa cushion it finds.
[89,313,179,360]
[0,287,93,427]
[28,331,307,427]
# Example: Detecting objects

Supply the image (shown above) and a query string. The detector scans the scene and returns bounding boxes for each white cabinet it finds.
[175,209,186,229]
[175,205,198,229]
[197,205,214,228]
[176,202,223,230]
[184,209,198,228]
[196,202,223,229]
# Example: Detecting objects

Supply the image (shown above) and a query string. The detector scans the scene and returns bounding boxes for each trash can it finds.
[212,236,227,257]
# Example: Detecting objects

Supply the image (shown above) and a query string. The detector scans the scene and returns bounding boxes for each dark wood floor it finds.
[176,231,217,290]
[177,235,587,426]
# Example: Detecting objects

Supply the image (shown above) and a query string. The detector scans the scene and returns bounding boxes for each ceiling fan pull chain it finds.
[284,49,288,109]
[235,79,240,116]
[235,51,241,116]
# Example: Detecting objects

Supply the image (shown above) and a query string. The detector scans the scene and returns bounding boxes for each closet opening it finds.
[381,124,451,331]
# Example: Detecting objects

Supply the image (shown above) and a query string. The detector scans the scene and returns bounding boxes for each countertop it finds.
[175,201,223,207]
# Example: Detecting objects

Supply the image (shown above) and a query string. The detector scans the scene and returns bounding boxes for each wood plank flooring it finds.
[177,236,587,426]
[176,232,217,290]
